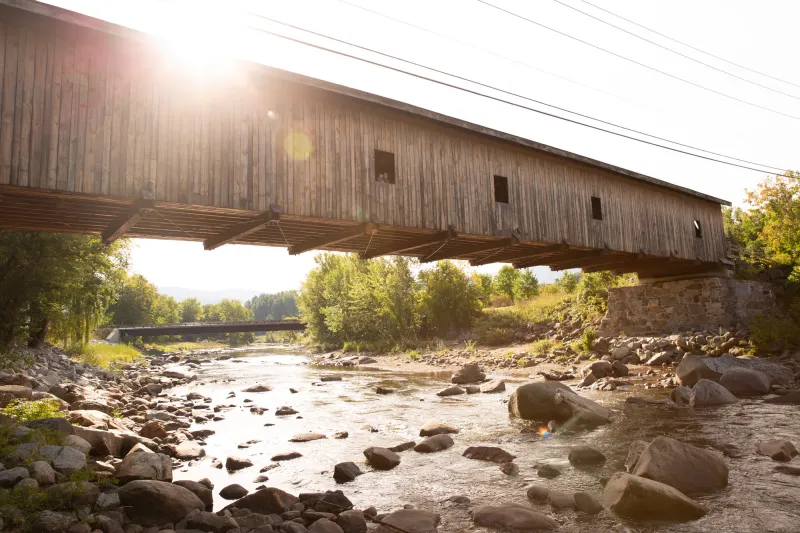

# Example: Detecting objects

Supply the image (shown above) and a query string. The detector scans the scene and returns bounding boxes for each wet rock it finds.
[118,480,205,527]
[774,465,800,476]
[272,451,303,461]
[375,387,396,395]
[472,504,557,531]
[315,490,353,513]
[536,464,560,479]
[581,361,612,379]
[388,441,416,453]
[174,441,205,460]
[677,354,792,388]
[0,466,29,488]
[276,406,299,416]
[333,462,363,483]
[451,363,485,384]
[611,360,629,377]
[690,379,738,407]
[646,352,672,366]
[547,490,575,510]
[95,491,121,511]
[336,510,366,533]
[243,385,273,392]
[624,440,648,472]
[116,447,172,482]
[222,487,299,514]
[526,485,549,502]
[39,445,87,475]
[500,462,519,475]
[220,484,249,500]
[465,385,481,394]
[573,492,603,514]
[226,456,254,471]
[436,386,465,397]
[632,436,728,495]
[172,480,213,511]
[670,386,691,405]
[29,461,55,486]
[375,509,440,533]
[719,367,771,396]
[508,381,612,427]
[363,447,400,470]
[568,444,606,466]
[308,519,343,533]
[414,434,454,453]
[577,373,597,388]
[184,509,236,533]
[290,433,326,442]
[764,391,800,404]
[480,379,506,393]
[140,421,168,440]
[72,426,125,457]
[603,472,706,521]
[332,431,349,439]
[419,422,459,437]
[0,384,33,404]
[462,446,515,463]
[31,510,75,533]
[757,439,798,462]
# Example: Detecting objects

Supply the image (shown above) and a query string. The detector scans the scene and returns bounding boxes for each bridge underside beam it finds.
[118,321,306,338]
[204,208,280,251]
[289,222,378,255]
[102,199,155,244]
[421,236,519,264]
[470,242,570,266]
[361,226,457,260]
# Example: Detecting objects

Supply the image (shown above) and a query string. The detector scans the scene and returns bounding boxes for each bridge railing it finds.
[115,319,304,330]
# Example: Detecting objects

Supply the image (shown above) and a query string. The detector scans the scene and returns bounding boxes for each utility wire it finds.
[245,9,786,173]
[581,0,800,91]
[553,0,800,101]
[239,13,789,176]
[338,0,630,103]
[476,0,800,121]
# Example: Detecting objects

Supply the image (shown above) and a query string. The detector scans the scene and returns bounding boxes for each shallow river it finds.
[169,348,800,533]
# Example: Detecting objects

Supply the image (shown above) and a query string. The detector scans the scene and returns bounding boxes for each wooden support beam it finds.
[420,235,519,264]
[547,252,644,272]
[289,222,377,256]
[470,241,568,266]
[362,226,456,260]
[581,254,672,274]
[102,199,155,244]
[545,249,613,271]
[204,208,280,251]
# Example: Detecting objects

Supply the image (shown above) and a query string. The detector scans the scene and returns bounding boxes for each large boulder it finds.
[0,467,29,488]
[116,447,173,482]
[363,447,401,470]
[758,440,798,462]
[118,480,205,527]
[451,363,485,384]
[719,368,771,396]
[222,487,299,514]
[38,445,87,476]
[765,391,800,404]
[68,410,127,431]
[631,436,728,495]
[27,418,75,435]
[375,509,440,533]
[690,379,738,407]
[677,354,792,388]
[603,472,707,521]
[568,445,606,466]
[333,462,363,483]
[462,446,515,463]
[72,426,125,456]
[472,504,558,531]
[30,510,75,533]
[581,361,612,379]
[172,480,213,511]
[508,381,612,427]
[174,440,205,460]
[414,434,454,453]
[480,379,506,393]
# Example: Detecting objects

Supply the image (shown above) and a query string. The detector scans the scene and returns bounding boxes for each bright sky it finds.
[44,0,800,294]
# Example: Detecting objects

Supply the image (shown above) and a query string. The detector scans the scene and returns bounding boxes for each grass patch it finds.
[1,399,64,423]
[70,343,142,369]
[475,292,570,346]
[143,340,227,353]
[529,339,559,354]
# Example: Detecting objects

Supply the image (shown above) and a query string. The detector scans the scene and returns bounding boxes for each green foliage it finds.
[464,339,476,353]
[1,399,65,422]
[70,343,142,369]
[0,232,129,350]
[493,266,519,301]
[246,291,298,321]
[529,338,555,354]
[106,273,160,326]
[574,272,637,319]
[554,271,580,293]
[577,327,597,354]
[514,269,540,300]
[417,261,482,337]
[180,297,204,323]
[203,299,256,345]
[750,315,800,354]
[472,272,495,303]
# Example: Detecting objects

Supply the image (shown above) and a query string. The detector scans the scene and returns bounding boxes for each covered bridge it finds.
[0,0,730,278]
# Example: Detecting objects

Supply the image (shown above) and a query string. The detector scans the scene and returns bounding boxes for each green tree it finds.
[514,269,539,300]
[153,294,181,325]
[472,272,494,302]
[204,299,255,345]
[0,232,128,348]
[417,261,482,337]
[554,271,580,293]
[181,298,204,323]
[493,265,520,301]
[107,274,160,326]
[246,291,298,321]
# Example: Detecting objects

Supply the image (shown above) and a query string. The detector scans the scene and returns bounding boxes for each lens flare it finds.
[537,427,551,438]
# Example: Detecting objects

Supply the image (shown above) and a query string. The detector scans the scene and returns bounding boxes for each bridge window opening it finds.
[694,219,703,238]
[375,150,395,184]
[494,175,509,203]
[591,196,603,220]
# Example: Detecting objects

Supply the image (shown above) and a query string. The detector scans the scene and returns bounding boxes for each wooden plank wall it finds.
[0,9,727,262]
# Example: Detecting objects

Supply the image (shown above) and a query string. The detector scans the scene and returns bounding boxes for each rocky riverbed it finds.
[0,339,799,533]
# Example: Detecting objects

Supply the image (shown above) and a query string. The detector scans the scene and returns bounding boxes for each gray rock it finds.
[611,360,629,377]
[757,439,798,462]
[670,386,691,405]
[31,510,75,533]
[690,379,738,407]
[462,446,515,463]
[28,417,74,434]
[375,509,440,533]
[172,480,213,511]
[508,381,612,427]
[174,441,205,460]
[646,352,672,366]
[719,367,771,396]
[536,464,560,479]
[336,510,366,533]
[0,466,30,488]
[573,492,602,514]
[480,379,505,393]
[29,461,55,486]
[221,487,299,514]
[185,509,236,533]
[765,391,800,404]
[226,456,254,470]
[315,490,353,513]
[472,504,557,531]
[363,447,400,470]
[624,440,648,472]
[603,472,706,521]
[419,422,459,437]
[220,484,249,500]
[39,445,87,475]
[116,449,172,482]
[72,426,125,457]
[118,480,205,527]
[63,435,92,455]
[333,462,363,483]
[388,441,416,453]
[632,436,728,495]
[243,384,273,392]
[436,386,465,397]
[547,490,575,510]
[526,485,549,502]
[289,433,326,443]
[568,444,606,466]
[271,451,302,461]
[414,434,454,453]
[582,361,612,378]
[677,354,792,388]
[451,363,485,384]
[308,519,342,533]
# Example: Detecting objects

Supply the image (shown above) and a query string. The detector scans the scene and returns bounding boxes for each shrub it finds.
[489,295,513,308]
[529,339,555,354]
[70,343,142,369]
[1,399,65,423]
[750,315,800,354]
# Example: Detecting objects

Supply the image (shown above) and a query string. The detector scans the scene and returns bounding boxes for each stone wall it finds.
[599,277,778,336]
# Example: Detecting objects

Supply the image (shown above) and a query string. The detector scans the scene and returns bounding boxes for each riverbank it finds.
[0,339,798,532]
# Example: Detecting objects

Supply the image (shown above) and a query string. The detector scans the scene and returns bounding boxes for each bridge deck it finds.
[117,320,306,337]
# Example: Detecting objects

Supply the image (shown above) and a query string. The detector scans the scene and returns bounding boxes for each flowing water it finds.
[168,348,800,533]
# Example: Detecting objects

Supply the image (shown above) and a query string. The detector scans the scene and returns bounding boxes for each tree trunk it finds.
[28,318,49,348]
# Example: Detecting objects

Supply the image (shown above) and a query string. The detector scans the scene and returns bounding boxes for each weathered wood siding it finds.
[0,7,726,262]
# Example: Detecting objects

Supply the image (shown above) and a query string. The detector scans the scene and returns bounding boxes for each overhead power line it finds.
[475,0,800,121]
[239,11,789,176]
[581,0,800,91]
[553,0,800,101]
[333,1,783,172]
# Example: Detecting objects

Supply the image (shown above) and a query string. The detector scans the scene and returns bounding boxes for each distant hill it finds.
[158,287,263,305]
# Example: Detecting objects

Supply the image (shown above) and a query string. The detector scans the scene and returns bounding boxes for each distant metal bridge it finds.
[114,320,306,339]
